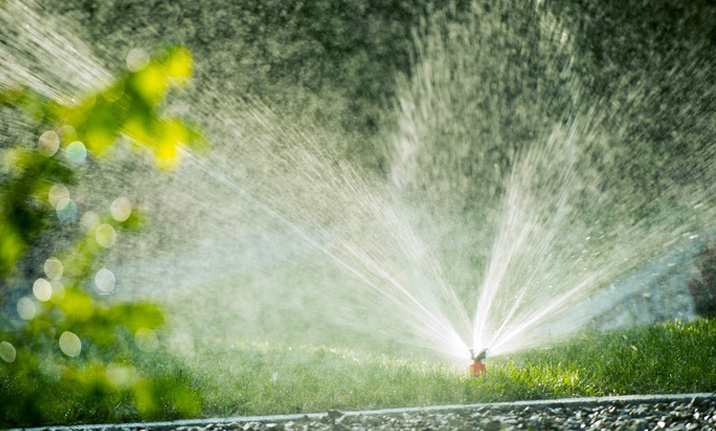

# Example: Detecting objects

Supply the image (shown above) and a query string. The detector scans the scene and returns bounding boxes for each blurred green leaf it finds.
[109,304,165,332]
[0,45,205,426]
[58,288,94,322]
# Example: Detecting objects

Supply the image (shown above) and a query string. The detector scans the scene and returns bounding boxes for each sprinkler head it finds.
[474,348,488,362]
[469,348,488,377]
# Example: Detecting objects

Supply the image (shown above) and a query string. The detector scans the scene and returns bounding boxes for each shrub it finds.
[0,45,204,427]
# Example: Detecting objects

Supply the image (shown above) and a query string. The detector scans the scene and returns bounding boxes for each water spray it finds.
[7,0,712,372]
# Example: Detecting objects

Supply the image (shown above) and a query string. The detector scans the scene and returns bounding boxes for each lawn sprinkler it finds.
[469,348,488,377]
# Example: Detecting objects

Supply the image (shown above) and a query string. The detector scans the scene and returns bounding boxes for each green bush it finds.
[0,45,204,427]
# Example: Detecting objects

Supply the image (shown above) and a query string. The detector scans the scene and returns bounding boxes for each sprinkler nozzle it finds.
[473,348,488,362]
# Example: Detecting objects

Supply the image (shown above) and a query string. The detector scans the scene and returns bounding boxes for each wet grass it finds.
[482,319,716,401]
[2,319,715,427]
[177,319,716,417]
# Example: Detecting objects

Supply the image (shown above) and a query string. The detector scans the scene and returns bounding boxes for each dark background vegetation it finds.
[45,0,716,172]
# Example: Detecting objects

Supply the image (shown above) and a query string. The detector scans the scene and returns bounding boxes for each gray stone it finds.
[484,419,501,431]
[327,410,344,421]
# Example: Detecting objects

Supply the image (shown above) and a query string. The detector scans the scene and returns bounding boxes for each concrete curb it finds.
[7,392,715,431]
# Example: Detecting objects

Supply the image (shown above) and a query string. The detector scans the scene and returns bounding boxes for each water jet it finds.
[65,0,716,363]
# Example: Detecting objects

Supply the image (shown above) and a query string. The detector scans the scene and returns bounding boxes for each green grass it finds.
[2,319,715,427]
[176,319,716,418]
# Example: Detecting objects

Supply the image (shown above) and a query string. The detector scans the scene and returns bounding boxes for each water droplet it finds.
[110,197,132,222]
[56,198,78,224]
[43,257,63,280]
[38,131,60,156]
[95,223,117,248]
[560,31,569,45]
[134,328,158,352]
[65,141,87,166]
[95,268,116,294]
[59,331,82,357]
[0,341,17,363]
[17,297,36,320]
[48,183,70,207]
[126,48,150,72]
[38,358,62,379]
[33,278,53,302]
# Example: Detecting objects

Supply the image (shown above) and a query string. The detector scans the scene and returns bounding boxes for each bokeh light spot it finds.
[58,125,77,143]
[110,197,132,222]
[106,365,136,387]
[134,328,159,352]
[51,281,65,301]
[0,341,17,363]
[95,268,116,294]
[43,257,64,280]
[126,48,150,72]
[33,278,53,302]
[17,297,36,320]
[95,223,117,248]
[59,331,82,357]
[56,198,78,224]
[65,141,88,166]
[38,130,60,156]
[80,211,100,230]
[48,183,70,207]
[39,358,62,380]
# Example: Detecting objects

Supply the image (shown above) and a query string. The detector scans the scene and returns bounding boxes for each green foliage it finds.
[0,45,204,426]
[688,239,716,319]
[0,351,201,426]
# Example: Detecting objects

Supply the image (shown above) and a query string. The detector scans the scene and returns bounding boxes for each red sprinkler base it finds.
[469,348,488,377]
[470,359,486,376]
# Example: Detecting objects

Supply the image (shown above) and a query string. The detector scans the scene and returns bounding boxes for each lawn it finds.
[178,319,716,417]
[5,318,713,427]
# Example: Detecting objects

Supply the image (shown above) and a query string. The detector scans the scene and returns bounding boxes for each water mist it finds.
[3,0,716,368]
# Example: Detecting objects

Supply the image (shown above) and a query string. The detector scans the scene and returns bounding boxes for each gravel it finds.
[212,397,716,431]
[13,394,715,431]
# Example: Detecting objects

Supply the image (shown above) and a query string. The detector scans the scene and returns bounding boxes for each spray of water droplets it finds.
[3,0,716,366]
